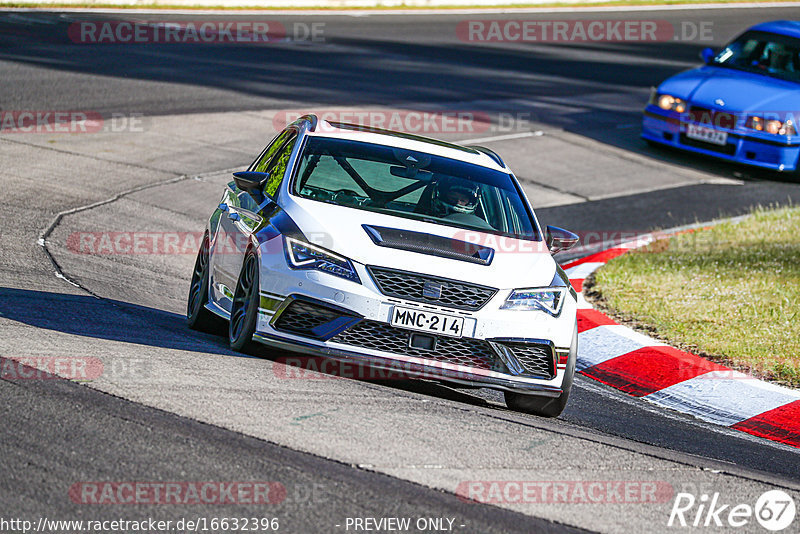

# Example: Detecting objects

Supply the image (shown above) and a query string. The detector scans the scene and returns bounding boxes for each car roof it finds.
[748,20,800,40]
[305,119,509,172]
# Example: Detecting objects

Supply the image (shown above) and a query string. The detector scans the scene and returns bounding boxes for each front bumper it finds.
[642,106,800,172]
[253,330,564,396]
[248,249,576,395]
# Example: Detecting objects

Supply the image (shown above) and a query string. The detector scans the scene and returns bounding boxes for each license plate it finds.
[686,123,728,146]
[390,306,464,338]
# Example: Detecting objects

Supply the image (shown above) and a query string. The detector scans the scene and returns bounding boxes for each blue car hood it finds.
[659,66,800,114]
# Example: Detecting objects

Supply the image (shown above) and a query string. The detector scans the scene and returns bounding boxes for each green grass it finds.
[2,0,799,10]
[588,205,800,388]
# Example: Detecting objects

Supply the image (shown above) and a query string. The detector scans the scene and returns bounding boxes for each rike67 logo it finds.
[668,489,796,531]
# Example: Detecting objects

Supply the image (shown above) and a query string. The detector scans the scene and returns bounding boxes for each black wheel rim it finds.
[188,238,209,318]
[230,255,257,342]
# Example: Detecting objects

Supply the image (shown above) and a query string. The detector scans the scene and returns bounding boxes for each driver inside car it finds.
[429,176,493,230]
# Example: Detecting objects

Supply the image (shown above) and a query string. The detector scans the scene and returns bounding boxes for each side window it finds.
[251,130,294,173]
[262,134,298,199]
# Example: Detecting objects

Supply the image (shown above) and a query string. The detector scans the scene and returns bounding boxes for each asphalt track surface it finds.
[1,5,800,534]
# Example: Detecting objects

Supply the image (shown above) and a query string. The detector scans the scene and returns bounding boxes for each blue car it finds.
[642,20,800,172]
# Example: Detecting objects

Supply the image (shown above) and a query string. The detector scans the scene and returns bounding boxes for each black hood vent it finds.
[362,225,494,265]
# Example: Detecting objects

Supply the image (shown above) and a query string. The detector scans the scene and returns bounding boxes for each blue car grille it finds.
[687,106,737,130]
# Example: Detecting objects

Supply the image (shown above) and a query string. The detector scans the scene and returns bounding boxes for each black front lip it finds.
[253,331,564,396]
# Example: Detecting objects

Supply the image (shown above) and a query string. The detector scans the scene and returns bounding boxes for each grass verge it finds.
[586,205,800,388]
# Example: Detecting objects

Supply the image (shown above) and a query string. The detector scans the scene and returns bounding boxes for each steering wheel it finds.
[331,189,364,204]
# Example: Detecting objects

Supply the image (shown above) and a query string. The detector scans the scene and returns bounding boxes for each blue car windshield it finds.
[292,136,540,241]
[713,30,800,82]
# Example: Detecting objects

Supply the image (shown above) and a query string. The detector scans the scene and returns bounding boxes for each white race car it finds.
[188,115,579,417]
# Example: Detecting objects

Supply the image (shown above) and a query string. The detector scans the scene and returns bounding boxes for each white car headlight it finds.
[284,237,360,283]
[501,287,566,316]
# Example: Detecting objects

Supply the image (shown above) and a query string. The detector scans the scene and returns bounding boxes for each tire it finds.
[504,324,577,418]
[229,249,260,353]
[187,235,221,333]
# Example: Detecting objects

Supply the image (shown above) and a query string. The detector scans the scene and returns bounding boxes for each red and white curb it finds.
[563,238,800,449]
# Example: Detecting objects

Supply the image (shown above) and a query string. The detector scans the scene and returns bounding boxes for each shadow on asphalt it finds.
[0,286,237,356]
[0,286,496,407]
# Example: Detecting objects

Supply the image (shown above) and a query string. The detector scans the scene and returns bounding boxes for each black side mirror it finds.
[233,171,269,193]
[700,47,715,64]
[546,225,579,255]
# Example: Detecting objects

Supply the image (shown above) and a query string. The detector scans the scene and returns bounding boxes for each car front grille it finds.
[687,105,713,123]
[687,106,736,129]
[497,341,555,379]
[680,104,737,155]
[272,300,343,338]
[367,266,497,311]
[330,320,507,372]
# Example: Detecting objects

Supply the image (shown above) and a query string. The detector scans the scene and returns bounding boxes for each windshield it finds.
[712,30,800,82]
[292,136,540,241]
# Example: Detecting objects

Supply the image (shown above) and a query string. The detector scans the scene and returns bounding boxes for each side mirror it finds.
[700,47,715,64]
[233,171,270,204]
[233,171,269,193]
[545,225,579,255]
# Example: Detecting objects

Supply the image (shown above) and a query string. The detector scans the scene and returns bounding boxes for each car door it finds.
[209,182,245,311]
[210,129,299,313]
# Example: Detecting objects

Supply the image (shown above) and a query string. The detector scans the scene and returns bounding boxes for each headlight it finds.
[746,116,796,136]
[284,237,360,283]
[655,94,686,113]
[500,287,566,316]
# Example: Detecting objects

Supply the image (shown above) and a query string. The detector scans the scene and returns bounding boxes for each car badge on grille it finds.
[422,280,443,299]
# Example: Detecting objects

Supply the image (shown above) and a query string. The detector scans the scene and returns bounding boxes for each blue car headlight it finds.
[284,237,360,283]
[651,92,686,114]
[501,287,566,316]
[746,116,796,136]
